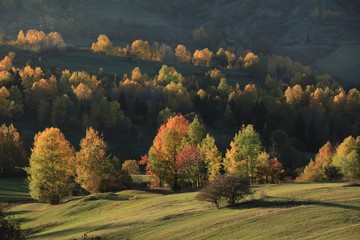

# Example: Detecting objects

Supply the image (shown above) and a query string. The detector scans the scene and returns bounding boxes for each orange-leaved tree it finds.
[297,141,336,182]
[146,115,189,190]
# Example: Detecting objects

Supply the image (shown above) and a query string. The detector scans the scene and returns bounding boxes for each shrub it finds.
[0,210,25,240]
[196,179,223,208]
[122,160,140,174]
[197,174,252,207]
[221,174,251,205]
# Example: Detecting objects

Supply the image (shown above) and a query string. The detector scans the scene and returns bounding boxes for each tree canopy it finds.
[26,128,75,204]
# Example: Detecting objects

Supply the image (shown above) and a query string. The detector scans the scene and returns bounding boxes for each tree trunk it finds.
[171,173,179,191]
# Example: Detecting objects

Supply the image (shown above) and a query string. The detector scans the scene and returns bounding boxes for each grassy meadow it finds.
[1,179,359,239]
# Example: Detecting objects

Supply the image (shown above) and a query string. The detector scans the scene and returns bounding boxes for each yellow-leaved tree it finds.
[26,128,75,204]
[332,136,360,180]
[91,34,113,54]
[175,44,191,64]
[0,124,27,177]
[76,128,122,193]
[223,124,262,181]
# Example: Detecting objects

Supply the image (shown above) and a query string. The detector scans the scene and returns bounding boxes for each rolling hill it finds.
[2,179,360,239]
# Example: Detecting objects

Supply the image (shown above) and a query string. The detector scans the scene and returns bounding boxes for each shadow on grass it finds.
[6,210,31,215]
[28,220,145,239]
[228,197,360,211]
[0,198,35,204]
[134,186,201,195]
[133,187,173,195]
[23,221,60,236]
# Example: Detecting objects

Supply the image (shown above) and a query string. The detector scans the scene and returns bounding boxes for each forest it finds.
[0,1,359,239]
[1,27,359,202]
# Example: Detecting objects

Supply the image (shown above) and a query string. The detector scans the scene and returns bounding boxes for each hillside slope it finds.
[1,0,359,85]
[3,181,360,239]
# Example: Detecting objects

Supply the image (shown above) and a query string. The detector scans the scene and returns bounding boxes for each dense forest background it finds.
[0,0,359,180]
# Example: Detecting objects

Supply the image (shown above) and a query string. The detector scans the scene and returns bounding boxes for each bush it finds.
[197,174,252,207]
[0,210,25,240]
[122,160,140,174]
[196,179,223,207]
[103,170,133,192]
[221,174,251,205]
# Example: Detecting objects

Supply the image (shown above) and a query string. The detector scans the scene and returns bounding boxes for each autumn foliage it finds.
[298,136,360,182]
[11,29,67,52]
[146,115,189,190]
[76,128,125,193]
[26,128,75,204]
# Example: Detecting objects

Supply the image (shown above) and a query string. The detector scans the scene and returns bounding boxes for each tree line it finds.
[1,116,358,205]
[90,33,267,72]
[0,48,359,175]
[141,116,284,191]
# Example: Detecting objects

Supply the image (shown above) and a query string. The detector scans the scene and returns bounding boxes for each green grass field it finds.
[1,179,359,239]
[0,178,30,203]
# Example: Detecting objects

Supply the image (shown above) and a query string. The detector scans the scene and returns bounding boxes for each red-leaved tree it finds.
[145,115,189,190]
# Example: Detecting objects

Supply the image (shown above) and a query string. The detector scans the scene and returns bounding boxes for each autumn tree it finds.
[16,30,26,46]
[122,160,140,174]
[285,84,304,104]
[176,145,202,186]
[131,39,151,59]
[175,44,191,63]
[47,32,65,49]
[91,34,113,54]
[72,83,93,101]
[255,152,283,183]
[26,128,75,204]
[25,76,57,112]
[0,55,12,71]
[12,29,66,52]
[76,128,122,193]
[224,124,262,181]
[297,141,336,182]
[146,115,189,190]
[0,124,27,176]
[182,116,206,146]
[193,48,213,66]
[176,116,207,186]
[156,65,184,86]
[0,86,11,118]
[68,71,99,91]
[19,65,43,91]
[131,67,145,83]
[242,52,260,72]
[225,50,236,68]
[198,134,222,181]
[332,136,360,180]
